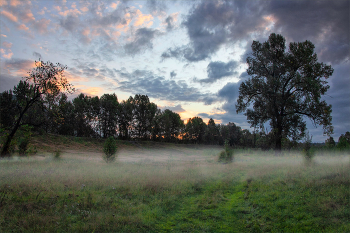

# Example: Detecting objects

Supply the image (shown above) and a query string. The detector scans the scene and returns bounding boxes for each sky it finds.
[0,0,349,142]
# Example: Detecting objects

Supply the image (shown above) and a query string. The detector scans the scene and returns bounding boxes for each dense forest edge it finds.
[1,82,349,157]
[0,64,349,155]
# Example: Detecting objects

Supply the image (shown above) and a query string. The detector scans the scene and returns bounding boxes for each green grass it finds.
[0,141,349,232]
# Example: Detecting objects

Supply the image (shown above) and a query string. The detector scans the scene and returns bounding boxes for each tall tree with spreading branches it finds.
[1,60,74,157]
[236,33,333,153]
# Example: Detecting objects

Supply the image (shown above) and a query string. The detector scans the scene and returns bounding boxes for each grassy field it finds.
[0,135,349,232]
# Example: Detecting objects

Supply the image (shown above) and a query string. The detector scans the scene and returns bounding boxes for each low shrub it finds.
[18,137,29,156]
[303,133,315,165]
[26,145,37,155]
[53,149,61,160]
[103,136,117,163]
[218,140,233,163]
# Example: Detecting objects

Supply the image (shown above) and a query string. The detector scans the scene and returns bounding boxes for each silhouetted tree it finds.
[205,118,219,145]
[73,93,98,137]
[132,95,158,140]
[56,93,75,136]
[236,33,333,154]
[1,60,74,157]
[0,90,17,129]
[118,97,134,140]
[99,93,118,138]
[325,136,336,148]
[158,109,184,142]
[337,132,350,150]
[185,117,206,144]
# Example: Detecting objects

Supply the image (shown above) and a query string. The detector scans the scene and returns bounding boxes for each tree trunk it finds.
[1,120,21,157]
[275,125,283,156]
[1,97,35,157]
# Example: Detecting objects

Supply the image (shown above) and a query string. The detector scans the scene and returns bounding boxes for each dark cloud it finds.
[146,0,167,16]
[82,68,99,77]
[59,14,80,32]
[161,46,186,61]
[198,113,209,118]
[116,69,218,104]
[238,72,250,80]
[198,110,250,128]
[161,0,348,65]
[92,7,126,27]
[326,62,350,139]
[33,52,42,59]
[124,28,160,55]
[203,80,250,126]
[162,0,269,62]
[164,14,177,31]
[0,59,34,92]
[170,71,177,78]
[0,73,21,92]
[218,82,240,101]
[161,104,185,113]
[68,60,116,81]
[2,58,33,72]
[198,60,238,83]
[268,0,349,64]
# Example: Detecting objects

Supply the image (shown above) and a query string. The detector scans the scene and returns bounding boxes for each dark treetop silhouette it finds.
[1,60,75,157]
[236,33,333,153]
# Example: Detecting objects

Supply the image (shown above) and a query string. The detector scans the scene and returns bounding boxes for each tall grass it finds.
[0,147,349,232]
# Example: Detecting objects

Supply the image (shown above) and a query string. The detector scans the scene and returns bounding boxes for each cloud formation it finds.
[116,69,217,104]
[124,28,160,55]
[161,0,270,62]
[268,0,349,64]
[0,0,348,141]
[170,71,177,78]
[198,60,238,83]
[161,104,186,113]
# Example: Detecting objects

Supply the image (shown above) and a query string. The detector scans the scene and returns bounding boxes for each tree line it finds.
[2,79,348,154]
[0,82,263,147]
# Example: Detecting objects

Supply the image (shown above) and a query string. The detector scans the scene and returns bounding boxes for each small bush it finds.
[218,140,233,163]
[303,133,315,165]
[103,136,117,163]
[26,145,37,155]
[337,136,350,151]
[18,137,29,156]
[53,149,62,160]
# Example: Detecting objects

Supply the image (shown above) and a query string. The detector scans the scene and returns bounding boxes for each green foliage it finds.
[156,109,184,142]
[73,93,99,138]
[18,137,30,156]
[185,117,206,144]
[0,131,15,154]
[337,132,350,151]
[100,93,119,138]
[218,140,234,163]
[53,149,62,160]
[132,94,159,140]
[118,97,134,140]
[236,33,333,151]
[103,136,117,163]
[1,60,75,157]
[17,125,33,156]
[337,136,350,151]
[325,136,336,148]
[303,133,315,165]
[26,145,37,155]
